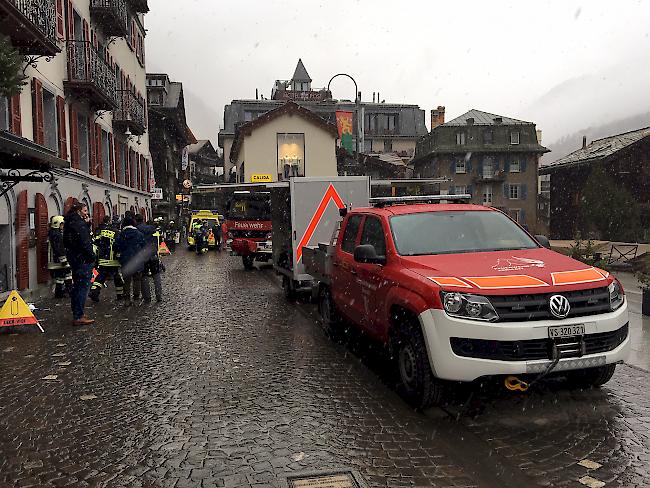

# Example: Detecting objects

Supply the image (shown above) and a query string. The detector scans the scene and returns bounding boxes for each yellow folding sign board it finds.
[158,241,171,255]
[0,290,38,327]
[251,174,273,183]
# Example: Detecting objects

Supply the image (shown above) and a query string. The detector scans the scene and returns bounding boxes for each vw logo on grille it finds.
[549,295,571,319]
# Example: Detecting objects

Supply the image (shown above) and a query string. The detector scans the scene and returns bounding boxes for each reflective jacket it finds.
[48,228,69,270]
[93,228,120,267]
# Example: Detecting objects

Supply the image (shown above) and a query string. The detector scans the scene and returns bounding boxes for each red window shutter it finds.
[83,20,90,78]
[95,124,103,178]
[66,0,74,39]
[114,140,122,184]
[55,0,64,39]
[35,193,49,284]
[9,93,21,136]
[69,107,79,168]
[125,149,131,187]
[31,78,45,145]
[56,96,67,160]
[89,120,96,175]
[108,133,115,182]
[92,202,104,231]
[15,190,29,291]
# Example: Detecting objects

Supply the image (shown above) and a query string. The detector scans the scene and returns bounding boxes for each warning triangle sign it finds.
[91,268,99,283]
[0,290,38,327]
[158,241,171,256]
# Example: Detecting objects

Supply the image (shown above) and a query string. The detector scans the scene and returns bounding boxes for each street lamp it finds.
[327,73,362,163]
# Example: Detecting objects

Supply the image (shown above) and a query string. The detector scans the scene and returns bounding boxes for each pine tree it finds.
[0,36,27,98]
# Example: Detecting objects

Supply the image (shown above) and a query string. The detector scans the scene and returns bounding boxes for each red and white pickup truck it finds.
[303,200,629,407]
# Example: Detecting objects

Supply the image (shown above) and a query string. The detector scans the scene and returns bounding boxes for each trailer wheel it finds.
[318,286,339,337]
[283,276,296,300]
[395,319,448,408]
[242,255,255,270]
[566,364,616,389]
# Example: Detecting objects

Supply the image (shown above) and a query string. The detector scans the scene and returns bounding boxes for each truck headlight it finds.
[441,292,499,322]
[608,279,624,311]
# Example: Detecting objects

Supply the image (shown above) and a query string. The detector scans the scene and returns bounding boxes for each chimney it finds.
[430,106,445,130]
[373,92,375,103]
[582,135,587,149]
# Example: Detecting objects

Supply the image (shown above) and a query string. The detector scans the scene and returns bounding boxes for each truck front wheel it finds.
[242,255,255,270]
[567,364,616,389]
[396,324,447,408]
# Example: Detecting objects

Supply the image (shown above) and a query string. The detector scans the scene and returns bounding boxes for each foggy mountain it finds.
[541,111,650,166]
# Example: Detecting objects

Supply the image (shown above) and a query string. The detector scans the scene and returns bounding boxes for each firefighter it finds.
[88,216,124,302]
[48,215,72,298]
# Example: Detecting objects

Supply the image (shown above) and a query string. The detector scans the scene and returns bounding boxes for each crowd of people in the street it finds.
[48,202,175,326]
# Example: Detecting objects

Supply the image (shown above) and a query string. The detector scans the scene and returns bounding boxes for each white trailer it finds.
[271,176,371,297]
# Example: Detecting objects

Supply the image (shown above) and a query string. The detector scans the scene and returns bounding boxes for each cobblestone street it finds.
[1,252,649,487]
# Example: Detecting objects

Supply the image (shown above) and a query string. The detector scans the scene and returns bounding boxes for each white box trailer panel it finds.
[289,176,370,281]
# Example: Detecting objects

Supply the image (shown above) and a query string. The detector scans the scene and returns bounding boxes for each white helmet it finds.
[50,215,64,229]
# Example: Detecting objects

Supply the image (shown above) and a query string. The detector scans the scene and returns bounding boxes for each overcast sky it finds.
[145,0,650,146]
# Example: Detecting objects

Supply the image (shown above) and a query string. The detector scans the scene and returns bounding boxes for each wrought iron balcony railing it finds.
[65,40,118,110]
[0,0,59,55]
[89,0,128,38]
[113,90,146,136]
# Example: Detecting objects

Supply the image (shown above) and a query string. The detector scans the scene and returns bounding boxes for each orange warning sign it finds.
[0,290,38,327]
[158,241,171,255]
[91,268,99,283]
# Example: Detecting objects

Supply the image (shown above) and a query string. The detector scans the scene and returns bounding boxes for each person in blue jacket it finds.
[114,216,146,306]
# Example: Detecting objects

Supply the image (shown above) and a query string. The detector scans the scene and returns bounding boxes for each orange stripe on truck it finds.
[428,277,472,288]
[551,267,606,285]
[463,275,549,289]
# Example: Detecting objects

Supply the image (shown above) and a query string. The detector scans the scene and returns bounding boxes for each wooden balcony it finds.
[64,41,118,111]
[113,90,146,136]
[90,0,128,38]
[473,169,506,183]
[0,0,60,55]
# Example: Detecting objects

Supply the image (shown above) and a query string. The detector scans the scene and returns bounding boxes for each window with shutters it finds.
[0,97,8,131]
[42,88,57,152]
[510,159,520,172]
[483,185,493,205]
[510,209,521,223]
[510,131,520,145]
[455,159,466,173]
[78,116,90,172]
[102,130,110,179]
[509,184,520,199]
[456,132,466,145]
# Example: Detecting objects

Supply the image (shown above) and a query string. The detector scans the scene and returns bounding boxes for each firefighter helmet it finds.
[50,215,64,229]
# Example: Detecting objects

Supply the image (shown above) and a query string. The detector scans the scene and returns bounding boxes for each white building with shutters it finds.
[0,0,152,296]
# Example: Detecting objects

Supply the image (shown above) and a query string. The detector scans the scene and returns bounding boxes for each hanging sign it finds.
[336,111,354,153]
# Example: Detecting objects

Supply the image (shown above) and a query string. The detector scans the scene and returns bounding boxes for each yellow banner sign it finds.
[251,174,273,183]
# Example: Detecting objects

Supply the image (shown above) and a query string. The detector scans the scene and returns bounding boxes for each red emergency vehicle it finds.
[225,191,272,269]
[304,197,629,407]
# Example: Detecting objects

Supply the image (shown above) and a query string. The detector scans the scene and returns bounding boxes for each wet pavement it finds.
[0,252,648,488]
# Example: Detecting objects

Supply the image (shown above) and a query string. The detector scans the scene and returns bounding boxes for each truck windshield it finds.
[390,211,539,256]
[227,198,270,221]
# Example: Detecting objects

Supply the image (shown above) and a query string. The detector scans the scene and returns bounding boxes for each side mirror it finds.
[339,207,348,218]
[354,244,386,265]
[535,235,551,249]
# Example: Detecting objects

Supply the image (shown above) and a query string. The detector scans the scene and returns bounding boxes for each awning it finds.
[0,131,68,197]
[0,131,68,171]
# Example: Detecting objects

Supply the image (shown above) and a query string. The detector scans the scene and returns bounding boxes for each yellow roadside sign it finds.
[0,290,41,331]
